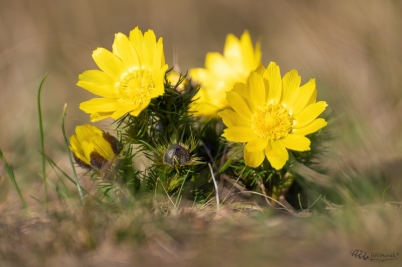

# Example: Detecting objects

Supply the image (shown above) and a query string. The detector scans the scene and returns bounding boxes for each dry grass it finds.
[0,196,401,266]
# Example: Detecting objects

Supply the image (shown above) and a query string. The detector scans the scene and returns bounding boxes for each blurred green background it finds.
[1,0,402,199]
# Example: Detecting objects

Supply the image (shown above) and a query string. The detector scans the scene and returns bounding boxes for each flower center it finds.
[251,104,293,141]
[118,69,155,106]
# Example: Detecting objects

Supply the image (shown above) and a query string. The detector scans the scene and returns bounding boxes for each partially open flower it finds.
[69,124,120,170]
[163,144,191,166]
[219,62,328,170]
[78,27,168,122]
[189,31,261,117]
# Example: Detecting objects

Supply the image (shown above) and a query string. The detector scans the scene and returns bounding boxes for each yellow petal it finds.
[253,39,262,70]
[69,135,87,163]
[254,64,265,76]
[78,70,115,84]
[287,78,316,116]
[226,91,253,122]
[129,27,144,64]
[206,52,236,79]
[293,101,328,128]
[265,141,288,170]
[279,134,310,151]
[245,137,268,152]
[75,124,102,143]
[264,62,282,103]
[248,72,265,108]
[293,118,327,136]
[218,109,250,127]
[191,101,220,117]
[222,126,257,142]
[189,68,209,84]
[90,112,113,122]
[223,34,242,71]
[281,69,301,105]
[143,30,157,66]
[77,70,116,98]
[244,146,265,168]
[153,38,165,70]
[150,65,168,98]
[77,81,116,98]
[240,31,256,71]
[112,33,140,71]
[232,82,253,109]
[81,141,95,163]
[92,48,128,80]
[307,86,317,106]
[111,104,137,120]
[91,135,115,160]
[80,98,119,113]
[129,99,151,117]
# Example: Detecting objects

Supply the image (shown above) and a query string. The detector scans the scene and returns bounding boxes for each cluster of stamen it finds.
[251,103,293,141]
[118,69,154,105]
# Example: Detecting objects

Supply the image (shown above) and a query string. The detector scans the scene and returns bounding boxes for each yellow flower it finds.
[69,124,120,170]
[218,62,328,170]
[189,31,261,117]
[78,27,168,121]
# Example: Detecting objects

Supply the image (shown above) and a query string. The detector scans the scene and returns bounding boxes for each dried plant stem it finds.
[242,191,294,214]
[157,178,176,209]
[208,163,220,213]
[256,179,272,206]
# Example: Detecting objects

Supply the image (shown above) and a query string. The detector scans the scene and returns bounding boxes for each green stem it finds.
[37,73,48,207]
[44,153,103,205]
[62,104,84,202]
[0,149,28,210]
[271,186,281,207]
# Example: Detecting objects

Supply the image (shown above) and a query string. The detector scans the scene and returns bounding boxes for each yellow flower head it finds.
[69,124,120,170]
[78,27,168,121]
[218,62,328,170]
[189,31,261,117]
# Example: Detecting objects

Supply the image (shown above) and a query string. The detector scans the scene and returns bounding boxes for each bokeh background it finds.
[2,0,402,171]
[0,1,402,266]
[1,0,401,204]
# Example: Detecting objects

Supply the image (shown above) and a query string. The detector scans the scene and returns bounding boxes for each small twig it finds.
[220,174,247,204]
[240,191,294,214]
[256,179,272,206]
[200,140,214,163]
[298,193,305,212]
[301,195,322,213]
[208,163,220,213]
[198,195,215,211]
[157,178,176,209]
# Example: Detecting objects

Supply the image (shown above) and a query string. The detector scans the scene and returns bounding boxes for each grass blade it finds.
[62,104,84,202]
[0,149,28,210]
[37,73,48,206]
[44,154,104,205]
